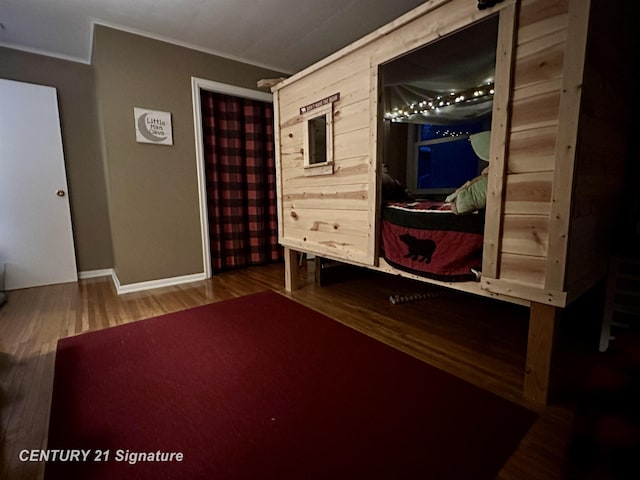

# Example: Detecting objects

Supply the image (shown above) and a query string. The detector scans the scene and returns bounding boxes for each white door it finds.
[0,79,78,290]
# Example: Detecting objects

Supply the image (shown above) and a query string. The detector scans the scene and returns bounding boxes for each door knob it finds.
[56,190,66,197]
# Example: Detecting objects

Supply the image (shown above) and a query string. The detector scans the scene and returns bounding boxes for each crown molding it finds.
[0,41,90,65]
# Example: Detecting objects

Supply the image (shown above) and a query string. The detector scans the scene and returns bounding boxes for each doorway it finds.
[191,78,281,277]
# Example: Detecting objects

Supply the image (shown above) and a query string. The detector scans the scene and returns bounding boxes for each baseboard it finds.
[112,271,207,295]
[78,269,114,279]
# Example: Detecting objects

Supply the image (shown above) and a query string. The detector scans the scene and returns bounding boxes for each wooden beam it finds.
[272,91,285,241]
[369,63,382,265]
[284,247,301,292]
[524,302,560,403]
[483,2,518,279]
[482,277,566,307]
[257,77,287,89]
[545,0,591,291]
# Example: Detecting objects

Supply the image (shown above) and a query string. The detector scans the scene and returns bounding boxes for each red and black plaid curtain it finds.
[200,91,282,272]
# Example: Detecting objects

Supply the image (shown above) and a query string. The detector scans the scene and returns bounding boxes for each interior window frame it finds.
[302,102,334,176]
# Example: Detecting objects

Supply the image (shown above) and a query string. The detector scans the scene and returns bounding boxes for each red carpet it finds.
[46,290,535,479]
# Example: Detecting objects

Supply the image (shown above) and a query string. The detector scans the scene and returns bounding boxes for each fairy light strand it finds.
[385,81,495,122]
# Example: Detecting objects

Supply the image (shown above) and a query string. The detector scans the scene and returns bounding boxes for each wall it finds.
[274,0,494,267]
[0,46,113,272]
[565,0,635,299]
[275,39,373,264]
[274,0,609,306]
[492,0,570,290]
[91,26,285,286]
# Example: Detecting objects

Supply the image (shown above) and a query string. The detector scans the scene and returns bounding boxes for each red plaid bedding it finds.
[381,201,484,282]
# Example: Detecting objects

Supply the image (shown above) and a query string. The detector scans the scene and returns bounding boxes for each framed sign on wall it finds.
[134,107,173,145]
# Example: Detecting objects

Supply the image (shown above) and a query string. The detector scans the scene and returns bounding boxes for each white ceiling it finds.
[0,0,427,73]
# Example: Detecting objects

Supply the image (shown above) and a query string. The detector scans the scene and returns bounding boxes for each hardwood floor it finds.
[0,262,588,479]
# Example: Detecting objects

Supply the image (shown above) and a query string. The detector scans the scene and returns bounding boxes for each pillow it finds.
[445,174,488,214]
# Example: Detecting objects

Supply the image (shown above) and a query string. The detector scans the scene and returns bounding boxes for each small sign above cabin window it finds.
[134,107,173,146]
[300,92,340,115]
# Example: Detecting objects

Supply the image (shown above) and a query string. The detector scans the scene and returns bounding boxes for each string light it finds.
[385,81,494,122]
[430,128,471,137]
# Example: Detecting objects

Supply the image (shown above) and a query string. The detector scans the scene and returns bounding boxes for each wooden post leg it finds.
[284,247,301,292]
[599,258,619,352]
[524,302,559,404]
[314,256,322,286]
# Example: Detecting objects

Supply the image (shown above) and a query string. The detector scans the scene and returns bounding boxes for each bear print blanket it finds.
[381,201,484,282]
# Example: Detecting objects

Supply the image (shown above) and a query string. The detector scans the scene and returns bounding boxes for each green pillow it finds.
[446,175,487,214]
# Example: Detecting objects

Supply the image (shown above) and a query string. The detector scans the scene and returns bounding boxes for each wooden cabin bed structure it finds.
[268,0,633,403]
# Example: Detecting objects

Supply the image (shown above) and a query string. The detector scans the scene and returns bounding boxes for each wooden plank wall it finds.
[276,52,373,264]
[274,0,497,266]
[564,0,634,302]
[274,0,607,306]
[495,0,570,289]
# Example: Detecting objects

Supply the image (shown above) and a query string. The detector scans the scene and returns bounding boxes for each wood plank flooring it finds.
[0,262,588,479]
